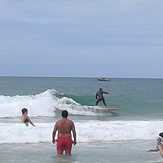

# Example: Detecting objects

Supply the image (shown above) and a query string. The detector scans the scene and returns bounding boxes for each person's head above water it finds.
[22,108,28,115]
[62,110,68,118]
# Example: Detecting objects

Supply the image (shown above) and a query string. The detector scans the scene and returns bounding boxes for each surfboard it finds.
[96,107,119,111]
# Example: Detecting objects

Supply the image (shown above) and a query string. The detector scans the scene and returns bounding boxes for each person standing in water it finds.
[96,88,109,107]
[21,108,36,127]
[52,110,77,155]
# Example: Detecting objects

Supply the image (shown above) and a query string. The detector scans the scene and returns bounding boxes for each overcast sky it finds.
[0,0,163,78]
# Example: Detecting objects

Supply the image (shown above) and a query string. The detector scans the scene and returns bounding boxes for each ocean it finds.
[0,77,163,162]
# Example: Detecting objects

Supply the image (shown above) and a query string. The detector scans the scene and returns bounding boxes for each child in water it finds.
[21,108,36,127]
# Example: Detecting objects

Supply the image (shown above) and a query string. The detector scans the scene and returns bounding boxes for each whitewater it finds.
[1,77,163,162]
[0,81,163,144]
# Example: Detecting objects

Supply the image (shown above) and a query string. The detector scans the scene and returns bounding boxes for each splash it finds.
[0,89,105,118]
[0,120,162,144]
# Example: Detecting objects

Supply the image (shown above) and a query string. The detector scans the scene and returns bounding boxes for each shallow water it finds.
[0,141,163,163]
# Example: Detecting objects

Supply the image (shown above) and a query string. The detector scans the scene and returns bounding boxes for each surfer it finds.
[95,88,109,107]
[52,110,77,155]
[21,108,36,127]
[147,132,163,157]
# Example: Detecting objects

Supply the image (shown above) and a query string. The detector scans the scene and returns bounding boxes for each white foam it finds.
[76,120,158,142]
[0,120,162,144]
[0,89,97,118]
[0,89,57,117]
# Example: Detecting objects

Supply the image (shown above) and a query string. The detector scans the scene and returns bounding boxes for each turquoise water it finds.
[0,77,163,162]
[0,77,163,119]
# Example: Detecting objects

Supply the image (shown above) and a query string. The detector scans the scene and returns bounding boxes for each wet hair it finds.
[62,110,68,118]
[22,108,28,114]
[159,132,163,138]
[99,88,103,91]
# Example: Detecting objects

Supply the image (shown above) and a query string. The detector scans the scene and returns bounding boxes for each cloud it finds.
[0,0,163,77]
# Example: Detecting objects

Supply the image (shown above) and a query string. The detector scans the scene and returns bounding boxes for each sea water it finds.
[0,77,163,162]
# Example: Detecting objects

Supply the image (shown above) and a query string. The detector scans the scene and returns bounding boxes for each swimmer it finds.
[21,108,36,127]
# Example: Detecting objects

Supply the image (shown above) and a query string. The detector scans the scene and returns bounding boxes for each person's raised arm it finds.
[103,91,110,94]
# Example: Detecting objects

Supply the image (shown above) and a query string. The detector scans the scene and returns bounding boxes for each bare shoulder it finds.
[56,118,74,126]
[67,118,74,123]
[55,119,62,125]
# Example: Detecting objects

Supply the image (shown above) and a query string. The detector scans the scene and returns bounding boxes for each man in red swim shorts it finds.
[52,110,77,155]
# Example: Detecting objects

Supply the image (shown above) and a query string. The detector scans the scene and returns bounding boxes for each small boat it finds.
[97,78,111,82]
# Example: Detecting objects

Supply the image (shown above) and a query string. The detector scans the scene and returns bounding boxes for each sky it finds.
[0,0,163,78]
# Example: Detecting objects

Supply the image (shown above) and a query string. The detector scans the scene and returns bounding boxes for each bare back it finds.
[56,118,75,137]
[52,113,77,151]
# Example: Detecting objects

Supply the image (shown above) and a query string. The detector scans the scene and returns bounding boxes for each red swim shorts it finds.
[57,137,72,152]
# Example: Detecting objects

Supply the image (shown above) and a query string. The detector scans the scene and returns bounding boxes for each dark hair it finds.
[22,108,28,114]
[62,110,68,118]
[159,132,163,138]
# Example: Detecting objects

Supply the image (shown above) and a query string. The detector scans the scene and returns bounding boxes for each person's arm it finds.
[52,123,58,144]
[147,149,159,152]
[72,122,77,145]
[96,93,98,99]
[103,91,109,94]
[28,117,36,127]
